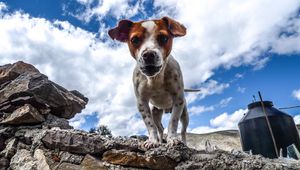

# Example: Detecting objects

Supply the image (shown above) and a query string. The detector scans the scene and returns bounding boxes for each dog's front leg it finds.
[167,97,185,146]
[137,101,159,149]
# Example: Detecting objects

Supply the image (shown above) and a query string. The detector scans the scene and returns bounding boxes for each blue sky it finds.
[1,0,300,135]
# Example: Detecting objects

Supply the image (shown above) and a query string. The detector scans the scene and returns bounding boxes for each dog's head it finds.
[108,17,186,77]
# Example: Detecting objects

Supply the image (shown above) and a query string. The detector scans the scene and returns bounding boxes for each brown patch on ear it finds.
[162,16,186,37]
[108,20,133,42]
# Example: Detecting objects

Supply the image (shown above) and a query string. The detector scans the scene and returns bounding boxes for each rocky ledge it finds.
[0,61,300,170]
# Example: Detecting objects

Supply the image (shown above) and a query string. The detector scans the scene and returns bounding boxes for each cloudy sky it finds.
[1,0,300,136]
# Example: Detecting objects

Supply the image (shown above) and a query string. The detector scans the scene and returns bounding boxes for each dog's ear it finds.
[162,16,186,37]
[108,20,133,42]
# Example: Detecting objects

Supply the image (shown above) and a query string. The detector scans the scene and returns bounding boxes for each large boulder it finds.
[41,129,111,155]
[102,149,177,170]
[0,61,88,119]
[1,104,45,125]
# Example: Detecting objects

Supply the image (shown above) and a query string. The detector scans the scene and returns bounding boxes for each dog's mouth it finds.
[140,65,162,76]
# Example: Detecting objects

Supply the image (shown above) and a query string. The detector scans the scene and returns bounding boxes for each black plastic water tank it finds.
[238,101,300,158]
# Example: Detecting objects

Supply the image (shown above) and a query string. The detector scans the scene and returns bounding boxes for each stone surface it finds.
[0,126,16,151]
[0,61,39,85]
[103,149,177,170]
[55,162,82,170]
[81,154,108,170]
[0,138,18,158]
[175,150,300,170]
[0,157,9,170]
[1,104,45,125]
[59,151,84,165]
[41,129,109,155]
[0,61,88,119]
[42,114,72,129]
[10,149,37,170]
[34,149,51,170]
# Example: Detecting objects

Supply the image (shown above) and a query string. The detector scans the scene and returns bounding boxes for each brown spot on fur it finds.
[174,75,178,81]
[179,99,184,105]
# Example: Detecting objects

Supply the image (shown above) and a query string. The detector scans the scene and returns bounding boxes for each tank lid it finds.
[248,101,273,109]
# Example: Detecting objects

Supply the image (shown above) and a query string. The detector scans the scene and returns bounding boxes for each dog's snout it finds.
[142,51,158,65]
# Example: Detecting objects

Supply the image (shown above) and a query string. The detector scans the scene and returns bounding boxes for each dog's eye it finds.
[131,36,140,46]
[157,35,169,46]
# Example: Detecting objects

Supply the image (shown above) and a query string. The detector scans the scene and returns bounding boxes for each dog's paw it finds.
[141,140,159,149]
[166,137,183,147]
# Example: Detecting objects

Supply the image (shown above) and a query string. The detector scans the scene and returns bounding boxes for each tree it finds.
[97,125,112,136]
[89,125,112,137]
[89,127,96,133]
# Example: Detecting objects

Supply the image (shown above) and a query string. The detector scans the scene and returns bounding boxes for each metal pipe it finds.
[184,89,201,92]
[258,91,279,158]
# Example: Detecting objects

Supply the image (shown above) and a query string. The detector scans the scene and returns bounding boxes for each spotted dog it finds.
[108,17,188,148]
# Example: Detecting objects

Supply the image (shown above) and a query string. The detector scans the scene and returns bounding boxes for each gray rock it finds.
[175,150,300,170]
[0,157,9,170]
[59,152,84,165]
[41,129,109,155]
[0,61,88,119]
[42,114,72,129]
[1,104,45,125]
[33,149,51,170]
[0,61,39,85]
[81,154,108,170]
[55,162,81,170]
[0,126,16,151]
[102,149,177,170]
[10,149,37,170]
[0,138,18,158]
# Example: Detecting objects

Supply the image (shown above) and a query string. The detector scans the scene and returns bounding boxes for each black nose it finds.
[142,51,158,65]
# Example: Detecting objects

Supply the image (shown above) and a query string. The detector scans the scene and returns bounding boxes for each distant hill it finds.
[186,130,241,151]
[187,125,300,152]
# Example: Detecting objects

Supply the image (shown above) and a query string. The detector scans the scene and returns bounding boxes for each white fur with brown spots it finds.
[108,17,188,149]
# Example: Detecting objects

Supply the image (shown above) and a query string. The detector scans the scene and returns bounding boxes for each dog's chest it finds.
[144,81,173,109]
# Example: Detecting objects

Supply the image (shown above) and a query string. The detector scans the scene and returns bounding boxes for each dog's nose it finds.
[142,51,158,65]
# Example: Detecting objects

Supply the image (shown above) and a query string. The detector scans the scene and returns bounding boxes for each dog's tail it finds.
[184,89,201,92]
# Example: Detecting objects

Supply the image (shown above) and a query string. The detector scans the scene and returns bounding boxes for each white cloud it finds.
[186,80,229,104]
[292,89,300,100]
[189,105,214,116]
[294,115,300,124]
[237,86,246,93]
[0,2,6,10]
[219,97,233,108]
[191,108,248,134]
[235,73,244,79]
[72,0,144,22]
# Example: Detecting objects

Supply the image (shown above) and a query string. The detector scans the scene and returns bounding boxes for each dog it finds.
[108,17,189,148]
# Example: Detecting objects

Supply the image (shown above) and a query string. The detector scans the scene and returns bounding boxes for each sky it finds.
[0,0,300,136]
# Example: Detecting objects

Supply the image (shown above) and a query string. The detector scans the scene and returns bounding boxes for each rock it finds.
[0,61,88,119]
[81,154,108,170]
[175,150,300,170]
[0,126,16,151]
[42,114,72,129]
[41,129,109,155]
[0,138,18,158]
[102,149,177,170]
[34,149,51,170]
[55,162,81,170]
[0,157,9,170]
[0,61,39,84]
[1,104,45,125]
[10,149,37,170]
[59,152,84,165]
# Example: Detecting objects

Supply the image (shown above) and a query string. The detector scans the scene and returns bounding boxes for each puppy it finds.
[108,17,189,148]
